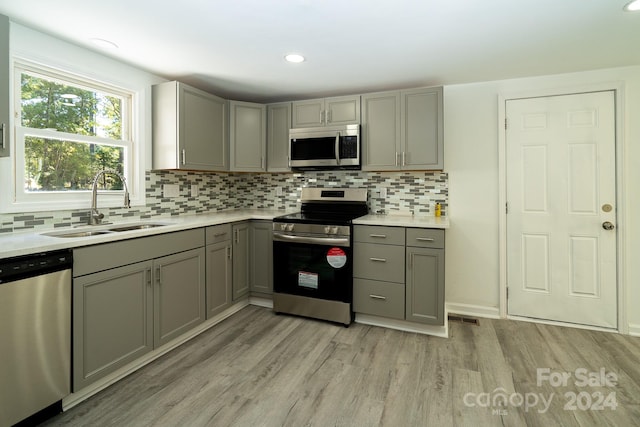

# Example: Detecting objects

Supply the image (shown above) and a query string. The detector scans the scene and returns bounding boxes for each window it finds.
[11,61,135,210]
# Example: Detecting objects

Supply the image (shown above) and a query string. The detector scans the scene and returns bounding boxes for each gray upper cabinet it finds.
[152,81,228,171]
[0,14,9,157]
[229,100,267,172]
[291,95,360,128]
[361,92,401,170]
[362,87,443,171]
[267,102,291,172]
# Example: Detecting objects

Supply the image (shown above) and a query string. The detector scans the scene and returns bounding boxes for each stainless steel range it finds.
[272,188,368,326]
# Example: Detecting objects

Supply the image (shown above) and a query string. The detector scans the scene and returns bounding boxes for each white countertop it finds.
[1,210,449,259]
[0,209,287,259]
[353,214,449,229]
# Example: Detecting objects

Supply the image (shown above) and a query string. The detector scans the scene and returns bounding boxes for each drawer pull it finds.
[370,257,387,262]
[213,232,228,238]
[369,234,387,238]
[369,294,387,300]
[416,237,435,242]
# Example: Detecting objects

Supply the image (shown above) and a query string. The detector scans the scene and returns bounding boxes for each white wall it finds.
[444,65,640,333]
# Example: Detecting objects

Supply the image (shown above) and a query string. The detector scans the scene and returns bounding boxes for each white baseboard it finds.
[624,324,640,337]
[355,314,449,338]
[445,302,501,319]
[62,299,250,411]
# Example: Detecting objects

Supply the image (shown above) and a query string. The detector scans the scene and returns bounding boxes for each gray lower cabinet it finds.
[153,248,206,347]
[72,229,206,390]
[73,261,153,391]
[353,225,445,325]
[232,222,250,300]
[205,224,233,319]
[249,220,273,295]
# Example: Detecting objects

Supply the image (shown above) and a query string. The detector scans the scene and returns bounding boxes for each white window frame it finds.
[3,58,142,213]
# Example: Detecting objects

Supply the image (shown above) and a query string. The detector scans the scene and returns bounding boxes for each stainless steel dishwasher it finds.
[0,250,72,426]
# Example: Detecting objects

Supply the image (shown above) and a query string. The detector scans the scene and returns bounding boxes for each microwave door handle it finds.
[335,133,340,165]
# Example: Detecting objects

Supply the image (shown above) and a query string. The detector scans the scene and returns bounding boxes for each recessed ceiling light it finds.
[90,38,119,50]
[624,0,640,11]
[285,54,305,63]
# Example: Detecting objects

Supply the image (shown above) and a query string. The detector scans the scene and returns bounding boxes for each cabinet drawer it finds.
[354,225,405,245]
[353,278,404,320]
[206,223,232,244]
[406,228,444,249]
[353,243,405,283]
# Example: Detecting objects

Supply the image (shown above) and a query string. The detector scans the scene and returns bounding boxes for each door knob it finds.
[602,221,615,230]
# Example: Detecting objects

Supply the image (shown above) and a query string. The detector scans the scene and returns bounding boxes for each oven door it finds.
[273,236,352,303]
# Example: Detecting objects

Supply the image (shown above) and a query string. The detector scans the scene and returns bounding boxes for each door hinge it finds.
[506,202,509,214]
[506,287,509,299]
[504,118,508,130]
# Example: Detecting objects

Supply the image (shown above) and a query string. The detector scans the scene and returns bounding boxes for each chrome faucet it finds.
[89,170,130,225]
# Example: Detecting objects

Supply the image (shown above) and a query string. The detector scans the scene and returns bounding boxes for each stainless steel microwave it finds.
[289,124,360,170]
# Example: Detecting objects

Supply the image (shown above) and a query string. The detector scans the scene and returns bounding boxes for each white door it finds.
[506,91,617,329]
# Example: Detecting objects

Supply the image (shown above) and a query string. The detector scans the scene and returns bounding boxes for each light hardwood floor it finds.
[44,306,640,426]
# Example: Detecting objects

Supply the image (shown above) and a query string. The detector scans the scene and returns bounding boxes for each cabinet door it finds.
[73,261,153,390]
[180,84,228,170]
[230,101,267,171]
[154,248,206,347]
[325,95,361,126]
[267,102,291,172]
[232,222,250,300]
[0,14,9,157]
[206,240,232,319]
[292,99,324,128]
[405,247,445,325]
[250,221,273,294]
[400,87,444,170]
[361,92,401,171]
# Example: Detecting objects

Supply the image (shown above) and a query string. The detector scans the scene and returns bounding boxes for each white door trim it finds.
[497,82,627,333]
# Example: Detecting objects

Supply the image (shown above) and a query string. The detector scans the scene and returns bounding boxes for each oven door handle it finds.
[273,232,350,247]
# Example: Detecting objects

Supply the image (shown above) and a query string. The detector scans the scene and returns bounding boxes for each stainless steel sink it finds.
[43,230,114,238]
[108,223,166,232]
[42,222,168,238]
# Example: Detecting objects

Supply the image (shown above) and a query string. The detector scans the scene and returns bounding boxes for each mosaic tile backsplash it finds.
[0,170,447,234]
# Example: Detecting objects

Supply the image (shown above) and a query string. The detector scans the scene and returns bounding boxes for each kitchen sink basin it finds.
[43,230,114,238]
[42,222,169,238]
[108,223,167,232]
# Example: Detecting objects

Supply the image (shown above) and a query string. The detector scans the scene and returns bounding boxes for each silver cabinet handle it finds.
[213,232,228,238]
[181,149,186,165]
[261,157,265,170]
[1,123,5,151]
[370,257,387,262]
[395,152,398,167]
[402,152,406,166]
[369,294,387,300]
[416,237,435,242]
[327,110,332,123]
[156,266,161,284]
[369,234,387,238]
[146,268,152,286]
[227,246,232,259]
[320,110,325,125]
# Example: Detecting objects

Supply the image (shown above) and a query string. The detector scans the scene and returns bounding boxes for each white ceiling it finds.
[0,0,638,103]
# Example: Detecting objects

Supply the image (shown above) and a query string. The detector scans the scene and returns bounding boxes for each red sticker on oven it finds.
[326,247,347,268]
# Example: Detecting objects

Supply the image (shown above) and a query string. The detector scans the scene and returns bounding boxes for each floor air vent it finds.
[448,315,479,325]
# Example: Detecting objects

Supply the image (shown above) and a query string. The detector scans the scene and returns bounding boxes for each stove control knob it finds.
[280,224,287,231]
[331,226,339,234]
[324,226,331,234]
[286,224,294,232]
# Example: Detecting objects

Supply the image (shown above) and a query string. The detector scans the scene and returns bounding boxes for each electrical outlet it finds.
[163,184,180,198]
[191,184,199,197]
[379,187,387,198]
